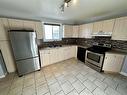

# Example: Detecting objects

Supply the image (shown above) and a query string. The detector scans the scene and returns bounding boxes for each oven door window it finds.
[87,53,100,63]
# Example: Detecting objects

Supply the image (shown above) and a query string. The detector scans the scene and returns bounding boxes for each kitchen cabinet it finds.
[92,19,115,36]
[64,25,73,38]
[72,25,79,38]
[40,46,77,67]
[0,19,9,41]
[92,21,103,35]
[79,23,93,38]
[0,41,15,72]
[40,49,51,67]
[35,22,43,39]
[103,53,125,72]
[50,48,59,64]
[8,19,24,29]
[57,47,64,62]
[23,20,35,30]
[112,17,127,41]
[102,19,115,35]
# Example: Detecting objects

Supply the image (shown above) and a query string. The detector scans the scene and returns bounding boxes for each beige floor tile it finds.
[61,81,74,94]
[80,88,93,95]
[37,83,49,95]
[72,80,85,93]
[105,87,121,95]
[76,73,87,83]
[67,90,78,95]
[83,79,97,92]
[49,82,62,95]
[56,91,65,95]
[94,79,107,91]
[46,76,57,85]
[93,87,107,95]
[22,85,36,95]
[103,78,118,89]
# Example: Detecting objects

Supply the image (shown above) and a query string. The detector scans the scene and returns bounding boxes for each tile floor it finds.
[0,58,127,95]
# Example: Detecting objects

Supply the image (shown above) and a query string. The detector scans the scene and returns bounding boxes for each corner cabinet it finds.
[63,25,73,38]
[112,17,127,41]
[79,23,93,38]
[72,25,79,38]
[103,53,125,73]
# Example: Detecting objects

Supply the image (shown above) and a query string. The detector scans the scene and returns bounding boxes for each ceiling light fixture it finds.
[60,0,72,12]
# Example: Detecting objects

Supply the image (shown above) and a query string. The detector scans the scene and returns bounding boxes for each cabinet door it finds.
[70,46,77,58]
[103,53,125,72]
[92,21,103,35]
[72,26,79,38]
[64,25,73,38]
[23,20,35,30]
[0,19,9,41]
[63,47,70,60]
[103,19,115,35]
[0,41,15,72]
[79,24,86,38]
[79,23,93,38]
[35,22,43,39]
[103,53,115,71]
[112,17,127,40]
[8,19,24,29]
[57,48,64,62]
[40,50,50,67]
[50,48,58,64]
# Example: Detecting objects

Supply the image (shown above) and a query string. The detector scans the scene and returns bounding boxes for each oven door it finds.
[85,50,104,67]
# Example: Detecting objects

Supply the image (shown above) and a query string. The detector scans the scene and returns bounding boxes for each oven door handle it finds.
[86,50,104,56]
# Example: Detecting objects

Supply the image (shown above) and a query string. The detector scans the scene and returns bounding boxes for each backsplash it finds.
[76,37,127,50]
[37,38,76,48]
[37,37,127,50]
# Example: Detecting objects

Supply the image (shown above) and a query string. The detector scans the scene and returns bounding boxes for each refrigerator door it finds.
[0,51,7,78]
[16,57,40,76]
[9,31,38,60]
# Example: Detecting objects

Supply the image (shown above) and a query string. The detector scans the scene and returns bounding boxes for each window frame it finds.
[43,23,62,42]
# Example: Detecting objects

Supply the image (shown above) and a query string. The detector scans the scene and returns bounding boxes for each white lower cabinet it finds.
[103,53,125,73]
[40,46,77,67]
[40,49,51,67]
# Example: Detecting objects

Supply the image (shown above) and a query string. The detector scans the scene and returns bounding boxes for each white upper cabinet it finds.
[64,25,73,38]
[92,19,115,36]
[112,17,127,41]
[8,19,24,29]
[23,20,35,30]
[35,22,43,39]
[0,19,9,41]
[79,23,93,38]
[72,25,79,38]
[92,21,103,35]
[102,19,115,35]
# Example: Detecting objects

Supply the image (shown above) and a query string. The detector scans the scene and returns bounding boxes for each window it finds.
[44,23,63,41]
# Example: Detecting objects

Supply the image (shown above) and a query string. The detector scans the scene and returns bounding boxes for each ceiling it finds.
[0,0,127,24]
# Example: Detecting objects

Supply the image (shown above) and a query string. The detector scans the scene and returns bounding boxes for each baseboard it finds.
[120,72,127,76]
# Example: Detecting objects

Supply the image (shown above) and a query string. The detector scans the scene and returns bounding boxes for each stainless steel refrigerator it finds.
[9,30,40,76]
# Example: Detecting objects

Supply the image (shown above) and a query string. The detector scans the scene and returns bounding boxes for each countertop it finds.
[106,49,127,55]
[39,45,127,55]
[39,45,77,50]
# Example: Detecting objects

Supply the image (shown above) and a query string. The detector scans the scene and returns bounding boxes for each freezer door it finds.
[16,57,40,76]
[9,31,38,60]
